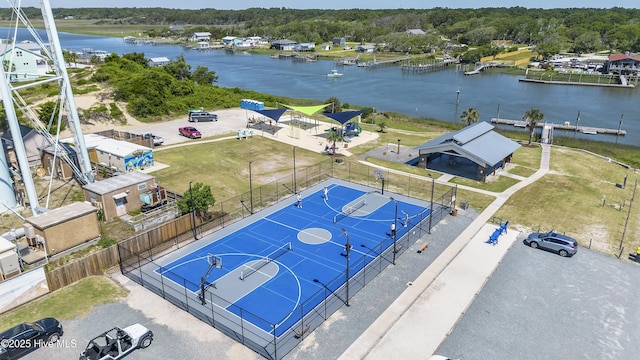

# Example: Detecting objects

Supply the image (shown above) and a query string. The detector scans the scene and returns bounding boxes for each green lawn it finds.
[151,136,326,197]
[0,276,127,330]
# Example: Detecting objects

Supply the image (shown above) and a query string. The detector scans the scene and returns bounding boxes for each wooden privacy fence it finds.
[46,246,119,291]
[46,214,203,291]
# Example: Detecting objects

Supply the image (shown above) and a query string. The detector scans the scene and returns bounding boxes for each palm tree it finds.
[523,108,545,145]
[326,128,342,155]
[460,107,479,126]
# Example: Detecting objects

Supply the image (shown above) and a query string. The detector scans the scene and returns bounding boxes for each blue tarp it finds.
[252,108,289,122]
[323,110,363,125]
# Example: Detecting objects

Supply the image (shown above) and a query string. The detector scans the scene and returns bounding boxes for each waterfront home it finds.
[603,54,640,75]
[0,43,50,82]
[356,44,375,53]
[191,32,211,42]
[221,36,239,45]
[270,39,297,51]
[294,42,315,52]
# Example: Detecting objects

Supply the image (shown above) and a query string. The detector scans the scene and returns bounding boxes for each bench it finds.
[294,325,310,339]
[417,241,431,253]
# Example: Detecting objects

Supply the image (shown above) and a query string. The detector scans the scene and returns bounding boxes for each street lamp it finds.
[389,197,398,265]
[397,138,401,154]
[189,181,197,239]
[249,161,254,214]
[428,174,435,234]
[340,228,351,306]
[293,146,297,194]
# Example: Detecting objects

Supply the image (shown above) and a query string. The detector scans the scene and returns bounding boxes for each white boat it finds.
[327,69,343,78]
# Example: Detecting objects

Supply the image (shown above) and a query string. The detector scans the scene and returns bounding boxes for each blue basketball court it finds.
[154,182,429,337]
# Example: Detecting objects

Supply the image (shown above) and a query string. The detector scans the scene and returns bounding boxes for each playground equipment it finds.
[237,129,254,139]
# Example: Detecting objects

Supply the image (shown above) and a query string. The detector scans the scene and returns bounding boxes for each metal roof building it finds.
[415,122,520,181]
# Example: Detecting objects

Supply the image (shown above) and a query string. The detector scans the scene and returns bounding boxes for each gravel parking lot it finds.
[125,108,250,146]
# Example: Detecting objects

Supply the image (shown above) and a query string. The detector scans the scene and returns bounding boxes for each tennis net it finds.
[333,198,367,223]
[240,242,292,280]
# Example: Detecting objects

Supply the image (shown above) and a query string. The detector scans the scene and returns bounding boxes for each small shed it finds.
[0,236,20,280]
[24,202,100,256]
[332,37,346,47]
[83,172,157,221]
[40,142,80,180]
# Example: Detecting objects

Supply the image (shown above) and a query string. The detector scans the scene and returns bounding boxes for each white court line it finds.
[263,217,375,259]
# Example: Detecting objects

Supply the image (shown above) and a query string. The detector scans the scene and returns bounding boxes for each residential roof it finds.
[193,32,211,36]
[1,124,37,142]
[608,54,640,62]
[26,201,97,230]
[83,172,155,195]
[406,29,426,35]
[0,42,43,55]
[63,133,151,158]
[148,56,171,64]
[271,39,297,45]
[415,122,520,167]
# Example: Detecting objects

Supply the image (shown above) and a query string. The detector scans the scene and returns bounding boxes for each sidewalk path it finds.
[340,144,550,359]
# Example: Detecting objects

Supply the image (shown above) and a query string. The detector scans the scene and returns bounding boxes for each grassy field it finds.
[0,276,127,329]
[152,136,327,197]
[0,19,167,38]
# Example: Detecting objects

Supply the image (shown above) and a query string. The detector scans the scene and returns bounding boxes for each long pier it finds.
[518,78,635,89]
[401,59,456,73]
[490,118,626,136]
[358,55,412,68]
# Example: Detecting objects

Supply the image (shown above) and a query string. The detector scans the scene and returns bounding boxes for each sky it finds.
[6,1,640,10]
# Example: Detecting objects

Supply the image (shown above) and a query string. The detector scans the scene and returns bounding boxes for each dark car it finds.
[188,111,217,122]
[179,126,202,139]
[524,230,578,257]
[0,318,63,359]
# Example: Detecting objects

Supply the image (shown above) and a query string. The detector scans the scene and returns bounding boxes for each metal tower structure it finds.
[0,0,93,216]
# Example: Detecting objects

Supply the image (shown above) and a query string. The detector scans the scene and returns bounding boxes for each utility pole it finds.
[620,178,637,250]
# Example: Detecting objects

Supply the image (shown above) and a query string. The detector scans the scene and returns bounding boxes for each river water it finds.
[6,28,640,145]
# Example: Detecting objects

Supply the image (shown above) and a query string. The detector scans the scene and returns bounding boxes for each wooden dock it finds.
[358,55,412,68]
[490,118,626,136]
[401,59,455,73]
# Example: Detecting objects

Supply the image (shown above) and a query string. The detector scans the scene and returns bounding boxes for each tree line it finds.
[5,7,640,55]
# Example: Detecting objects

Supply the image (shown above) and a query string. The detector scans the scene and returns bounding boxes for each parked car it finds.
[188,111,218,122]
[179,126,202,139]
[0,318,63,359]
[140,132,164,146]
[524,230,578,257]
[79,324,153,360]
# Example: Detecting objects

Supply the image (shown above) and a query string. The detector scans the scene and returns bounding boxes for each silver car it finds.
[524,231,578,257]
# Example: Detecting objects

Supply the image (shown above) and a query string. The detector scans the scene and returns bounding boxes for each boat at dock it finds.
[326,69,343,78]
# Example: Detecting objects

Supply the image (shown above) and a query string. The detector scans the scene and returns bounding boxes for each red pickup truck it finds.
[179,126,202,139]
